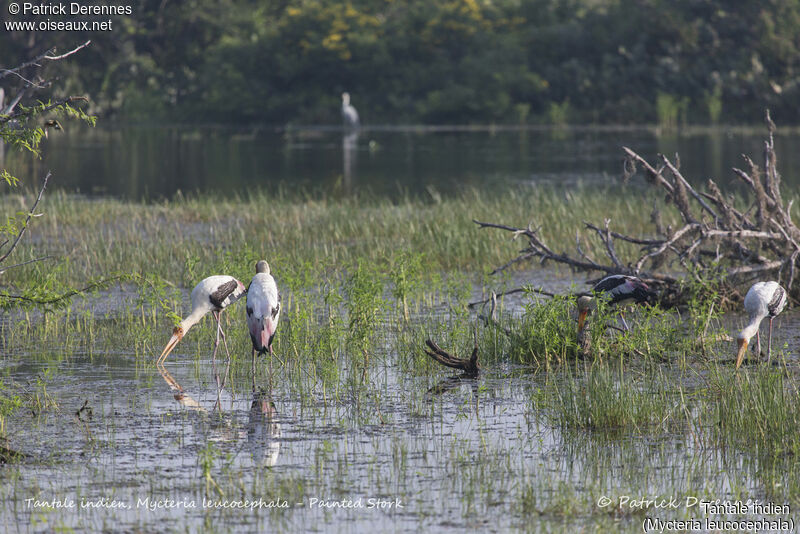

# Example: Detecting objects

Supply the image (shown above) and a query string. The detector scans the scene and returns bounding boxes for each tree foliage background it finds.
[1,0,800,125]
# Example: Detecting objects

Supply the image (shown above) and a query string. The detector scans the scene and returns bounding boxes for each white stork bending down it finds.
[736,281,787,369]
[246,260,281,376]
[157,276,247,377]
[577,274,657,332]
[341,92,360,129]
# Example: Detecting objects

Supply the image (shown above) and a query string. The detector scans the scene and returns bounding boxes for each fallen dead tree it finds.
[474,112,800,307]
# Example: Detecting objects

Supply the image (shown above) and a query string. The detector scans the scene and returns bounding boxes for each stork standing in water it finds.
[736,281,787,369]
[341,92,360,129]
[577,274,656,333]
[157,275,247,388]
[246,260,281,377]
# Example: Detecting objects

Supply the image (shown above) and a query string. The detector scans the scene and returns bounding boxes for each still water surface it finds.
[7,125,800,199]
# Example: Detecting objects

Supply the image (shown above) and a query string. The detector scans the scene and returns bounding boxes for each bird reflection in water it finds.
[342,130,359,192]
[156,361,207,413]
[248,388,281,467]
[157,363,281,466]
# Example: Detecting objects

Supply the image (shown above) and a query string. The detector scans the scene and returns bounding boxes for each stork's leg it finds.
[219,350,232,391]
[755,330,761,358]
[218,310,232,360]
[211,310,222,392]
[767,317,774,364]
[619,312,630,332]
[215,310,232,391]
[252,348,257,393]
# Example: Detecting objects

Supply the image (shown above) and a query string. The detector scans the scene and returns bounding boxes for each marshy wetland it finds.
[1,127,799,533]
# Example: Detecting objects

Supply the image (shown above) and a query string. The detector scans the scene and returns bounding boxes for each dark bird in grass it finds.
[246,260,281,376]
[577,274,657,333]
[736,281,787,369]
[157,275,246,369]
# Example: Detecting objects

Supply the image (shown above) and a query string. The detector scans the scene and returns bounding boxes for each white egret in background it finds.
[157,275,246,388]
[736,281,787,369]
[246,260,281,376]
[341,92,360,128]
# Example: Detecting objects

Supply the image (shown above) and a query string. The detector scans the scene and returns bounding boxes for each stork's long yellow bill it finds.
[577,309,588,332]
[735,338,748,369]
[158,327,184,364]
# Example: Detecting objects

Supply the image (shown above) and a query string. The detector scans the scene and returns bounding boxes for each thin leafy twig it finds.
[0,96,89,125]
[0,256,52,276]
[0,275,125,306]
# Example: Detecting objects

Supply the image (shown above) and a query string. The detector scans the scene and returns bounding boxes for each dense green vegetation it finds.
[0,185,676,300]
[2,1,800,125]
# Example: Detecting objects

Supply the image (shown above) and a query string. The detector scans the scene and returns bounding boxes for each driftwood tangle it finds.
[475,111,800,307]
[423,338,480,376]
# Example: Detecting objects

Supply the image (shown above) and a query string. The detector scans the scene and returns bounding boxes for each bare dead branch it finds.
[424,338,480,375]
[622,146,675,195]
[0,173,50,263]
[660,154,719,222]
[0,41,91,80]
[477,114,800,306]
[584,222,662,246]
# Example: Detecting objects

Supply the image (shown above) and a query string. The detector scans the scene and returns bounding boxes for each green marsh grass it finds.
[548,364,678,434]
[1,184,679,290]
[709,368,800,501]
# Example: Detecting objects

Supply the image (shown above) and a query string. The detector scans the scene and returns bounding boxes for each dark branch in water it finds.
[475,111,800,306]
[424,338,480,376]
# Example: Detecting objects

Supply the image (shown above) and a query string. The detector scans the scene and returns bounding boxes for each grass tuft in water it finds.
[549,364,675,434]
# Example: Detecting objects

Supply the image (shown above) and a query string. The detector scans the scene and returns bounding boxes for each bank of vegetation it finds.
[2,1,800,125]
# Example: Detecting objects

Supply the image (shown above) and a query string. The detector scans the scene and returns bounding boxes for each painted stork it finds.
[576,295,595,336]
[246,260,281,376]
[341,92,360,128]
[157,276,247,376]
[578,274,656,332]
[735,281,787,369]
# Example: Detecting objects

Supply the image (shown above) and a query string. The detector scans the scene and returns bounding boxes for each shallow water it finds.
[1,278,798,533]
